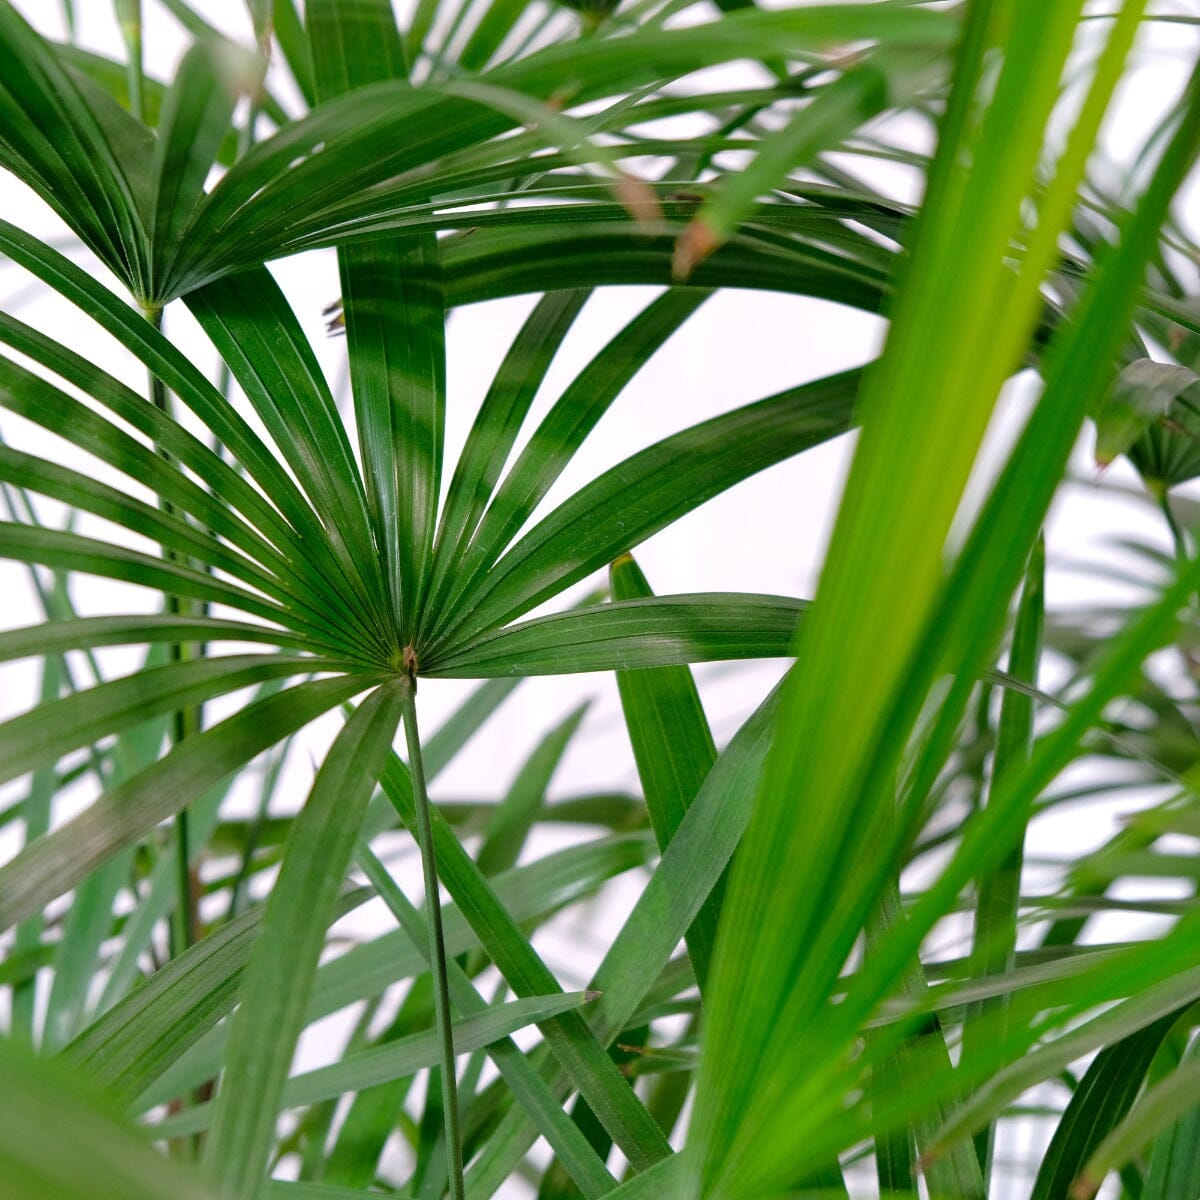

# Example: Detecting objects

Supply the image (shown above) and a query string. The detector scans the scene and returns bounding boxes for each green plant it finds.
[1,1,1199,1198]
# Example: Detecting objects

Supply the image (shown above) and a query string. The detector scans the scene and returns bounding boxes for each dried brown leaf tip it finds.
[612,172,661,228]
[672,217,721,282]
[1069,1173,1100,1200]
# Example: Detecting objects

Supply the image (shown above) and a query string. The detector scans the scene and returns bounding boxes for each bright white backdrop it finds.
[1,3,1198,1196]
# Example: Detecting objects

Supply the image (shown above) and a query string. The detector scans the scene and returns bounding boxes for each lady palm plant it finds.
[1,0,1200,1198]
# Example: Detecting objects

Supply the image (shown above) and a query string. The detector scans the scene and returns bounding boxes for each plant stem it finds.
[400,673,466,1200]
[1160,487,1188,563]
[147,308,197,958]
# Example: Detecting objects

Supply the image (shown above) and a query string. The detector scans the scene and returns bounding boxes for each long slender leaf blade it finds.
[148,41,252,296]
[356,842,618,1200]
[431,289,710,643]
[0,675,371,930]
[378,752,673,1171]
[138,833,652,1109]
[425,594,806,676]
[1143,1034,1200,1200]
[158,992,596,1137]
[65,888,372,1104]
[1030,1015,1175,1200]
[467,679,784,1193]
[611,553,720,991]
[310,0,444,640]
[435,367,858,649]
[203,683,404,1200]
[477,703,588,877]
[0,4,149,292]
[685,4,1112,1195]
[0,1035,218,1200]
[0,653,329,788]
[423,289,590,633]
[184,268,384,614]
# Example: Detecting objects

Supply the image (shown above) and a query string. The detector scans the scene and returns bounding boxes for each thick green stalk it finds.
[401,673,466,1200]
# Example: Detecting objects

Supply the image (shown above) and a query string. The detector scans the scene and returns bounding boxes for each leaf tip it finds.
[1070,1173,1100,1200]
[612,173,662,228]
[673,219,720,281]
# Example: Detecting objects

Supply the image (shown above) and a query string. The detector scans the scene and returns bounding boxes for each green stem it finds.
[147,308,197,958]
[1160,487,1188,563]
[400,674,466,1200]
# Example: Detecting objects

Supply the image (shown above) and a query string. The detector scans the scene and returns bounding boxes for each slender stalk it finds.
[1160,487,1188,563]
[400,672,466,1200]
[146,309,198,958]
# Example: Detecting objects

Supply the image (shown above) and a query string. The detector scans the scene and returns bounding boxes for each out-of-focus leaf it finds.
[1094,357,1200,486]
[0,1035,218,1200]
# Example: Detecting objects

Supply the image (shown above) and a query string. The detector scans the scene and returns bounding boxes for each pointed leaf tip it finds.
[613,174,662,228]
[673,219,721,281]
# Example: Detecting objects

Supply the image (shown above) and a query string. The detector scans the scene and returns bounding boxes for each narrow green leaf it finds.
[0,222,361,608]
[0,1034,218,1200]
[0,521,332,640]
[611,553,720,991]
[184,268,385,624]
[0,308,353,630]
[1031,1015,1176,1200]
[435,367,858,650]
[311,0,444,639]
[0,4,150,293]
[356,842,618,1200]
[422,678,521,779]
[148,40,257,299]
[963,536,1045,1174]
[0,674,371,931]
[203,683,403,1200]
[477,704,588,877]
[426,594,805,677]
[1143,1034,1200,1200]
[0,615,326,665]
[10,657,60,1043]
[0,440,346,647]
[686,5,1153,1195]
[307,0,407,92]
[429,289,710,644]
[157,991,596,1138]
[272,0,314,105]
[1076,1053,1200,1198]
[423,289,590,634]
[113,0,144,122]
[138,833,651,1111]
[863,883,985,1199]
[379,752,673,1172]
[676,58,911,276]
[66,889,372,1105]
[165,7,955,294]
[467,680,783,1193]
[0,652,332,788]
[42,849,135,1052]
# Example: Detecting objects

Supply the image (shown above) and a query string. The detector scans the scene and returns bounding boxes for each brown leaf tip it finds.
[612,173,662,228]
[673,218,721,282]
